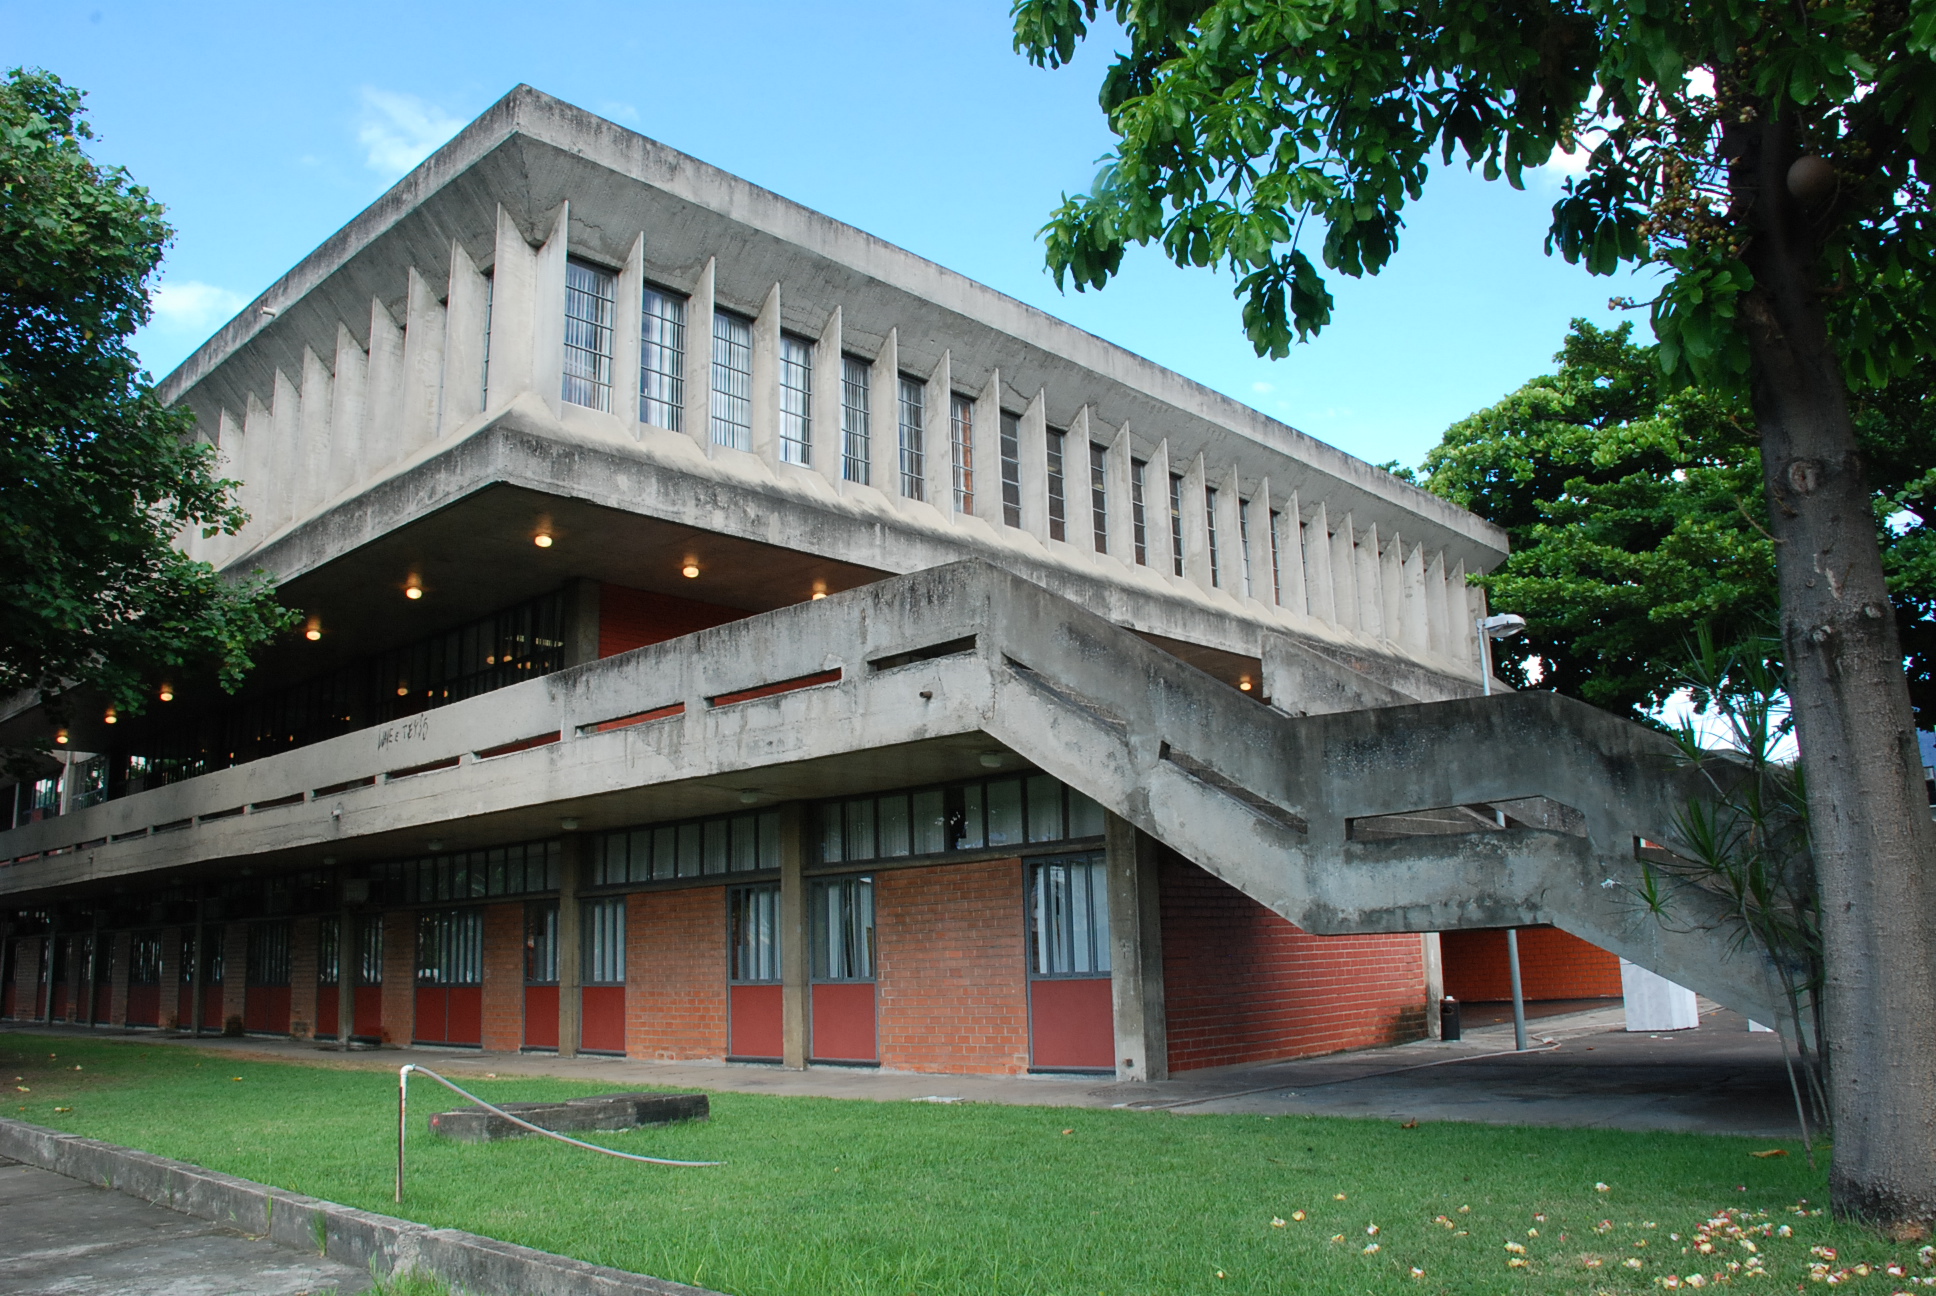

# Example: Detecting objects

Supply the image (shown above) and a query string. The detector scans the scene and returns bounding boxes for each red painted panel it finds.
[244,986,290,1034]
[525,985,558,1049]
[0,981,12,1019]
[599,584,744,658]
[203,983,224,1031]
[445,986,483,1045]
[356,986,383,1035]
[415,988,447,1044]
[729,984,783,1059]
[50,985,66,1021]
[1029,977,1114,1070]
[92,981,112,1023]
[582,986,625,1053]
[811,982,878,1063]
[126,984,160,1027]
[317,986,338,1038]
[177,984,192,1028]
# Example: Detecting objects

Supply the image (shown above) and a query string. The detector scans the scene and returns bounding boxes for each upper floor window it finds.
[1130,458,1149,566]
[562,261,615,412]
[999,411,1022,528]
[811,875,876,982]
[1206,486,1223,587]
[1046,429,1067,541]
[1268,509,1284,604]
[841,356,871,484]
[1169,473,1186,577]
[1238,498,1254,598]
[898,375,927,500]
[950,394,974,513]
[1088,441,1109,554]
[640,286,686,432]
[481,271,494,408]
[711,310,753,450]
[780,334,813,465]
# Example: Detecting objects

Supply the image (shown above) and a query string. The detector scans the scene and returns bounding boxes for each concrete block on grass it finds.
[430,1092,709,1142]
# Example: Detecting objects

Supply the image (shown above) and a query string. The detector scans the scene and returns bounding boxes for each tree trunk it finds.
[1740,116,1936,1225]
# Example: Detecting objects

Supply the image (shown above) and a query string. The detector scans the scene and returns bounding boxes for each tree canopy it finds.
[1422,319,1936,725]
[0,68,291,729]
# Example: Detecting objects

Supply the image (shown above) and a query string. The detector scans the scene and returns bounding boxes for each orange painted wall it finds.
[1439,926,1623,1001]
[598,585,745,659]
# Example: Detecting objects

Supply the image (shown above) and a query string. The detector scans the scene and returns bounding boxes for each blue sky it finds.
[10,0,1654,472]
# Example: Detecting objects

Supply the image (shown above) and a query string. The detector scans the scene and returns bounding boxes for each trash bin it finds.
[1440,995,1462,1042]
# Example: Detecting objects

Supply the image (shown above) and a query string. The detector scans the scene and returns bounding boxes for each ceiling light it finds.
[396,685,409,697]
[559,816,580,831]
[54,730,69,745]
[810,591,827,601]
[979,752,1003,769]
[304,618,323,641]
[158,686,174,703]
[738,790,760,805]
[1239,678,1254,692]
[405,584,423,600]
[681,562,700,579]
[104,708,118,725]
[427,840,446,853]
[534,533,553,549]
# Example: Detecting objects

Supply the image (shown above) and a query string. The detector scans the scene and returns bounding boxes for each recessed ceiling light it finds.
[681,562,700,579]
[534,534,553,548]
[158,686,175,702]
[104,708,118,725]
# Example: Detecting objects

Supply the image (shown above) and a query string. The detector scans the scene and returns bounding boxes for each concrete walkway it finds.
[4,1000,1805,1138]
[0,1156,370,1296]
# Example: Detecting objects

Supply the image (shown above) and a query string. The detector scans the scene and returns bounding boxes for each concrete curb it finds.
[0,1116,722,1296]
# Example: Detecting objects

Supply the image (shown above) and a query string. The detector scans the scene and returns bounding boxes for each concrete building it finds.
[0,88,1780,1075]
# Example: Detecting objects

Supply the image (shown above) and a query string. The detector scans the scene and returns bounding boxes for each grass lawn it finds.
[2,1031,1926,1296]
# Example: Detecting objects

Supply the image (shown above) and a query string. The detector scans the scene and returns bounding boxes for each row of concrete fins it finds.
[182,200,1485,667]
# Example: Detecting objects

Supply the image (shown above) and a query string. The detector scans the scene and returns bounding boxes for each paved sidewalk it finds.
[3,1000,1804,1137]
[0,1156,370,1295]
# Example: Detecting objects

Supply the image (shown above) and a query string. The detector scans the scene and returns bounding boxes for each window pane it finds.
[730,814,759,872]
[703,818,729,875]
[878,793,911,858]
[629,828,654,883]
[584,898,626,984]
[563,261,615,411]
[949,394,973,513]
[677,823,702,878]
[1089,441,1109,553]
[1206,486,1222,587]
[780,334,812,465]
[1030,858,1111,976]
[985,779,1023,847]
[1046,430,1066,541]
[640,287,686,430]
[1130,458,1149,566]
[843,798,876,861]
[758,811,780,868]
[731,886,781,983]
[898,375,926,500]
[711,311,753,450]
[956,783,985,850]
[811,876,875,981]
[841,356,871,484]
[912,788,946,855]
[1169,473,1186,577]
[526,903,558,983]
[999,411,1021,528]
[820,801,844,864]
[1068,788,1106,838]
[1026,773,1064,843]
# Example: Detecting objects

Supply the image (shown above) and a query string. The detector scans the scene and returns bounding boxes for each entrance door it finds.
[127,933,162,1027]
[243,923,291,1034]
[523,902,558,1050]
[810,875,877,1063]
[581,898,626,1054]
[415,910,483,1046]
[728,885,782,1059]
[1027,855,1114,1070]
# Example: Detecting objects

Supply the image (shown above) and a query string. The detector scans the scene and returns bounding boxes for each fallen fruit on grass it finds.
[53,1106,71,1112]
[1505,1242,1526,1255]
[1507,1257,1528,1268]
[1595,1182,1612,1192]
[1364,1243,1381,1254]
[1271,1217,1286,1228]
[1625,1257,1645,1269]
[1061,1129,1073,1135]
[1409,1267,1424,1279]
[1291,1211,1306,1221]
[1335,1193,1348,1201]
[1750,1149,1788,1158]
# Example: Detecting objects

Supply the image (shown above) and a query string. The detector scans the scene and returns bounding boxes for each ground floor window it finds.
[416,909,483,1046]
[811,875,877,1063]
[581,898,626,1053]
[524,901,559,1050]
[127,931,162,1028]
[177,928,224,1031]
[1027,854,1114,1071]
[728,885,781,1060]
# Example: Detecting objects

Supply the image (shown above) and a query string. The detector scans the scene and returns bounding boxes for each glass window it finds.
[1239,498,1254,598]
[912,788,946,855]
[677,822,702,878]
[878,793,911,858]
[130,933,162,986]
[1026,773,1064,843]
[653,825,677,880]
[640,286,686,431]
[481,271,493,408]
[1029,856,1111,976]
[1268,509,1283,604]
[1206,486,1222,587]
[955,783,985,850]
[711,310,753,450]
[949,394,974,513]
[843,798,876,862]
[811,875,875,981]
[898,375,926,500]
[583,898,626,985]
[1089,440,1109,553]
[780,333,812,465]
[1046,429,1067,541]
[1130,458,1149,566]
[416,910,482,986]
[1169,473,1186,576]
[525,902,558,983]
[986,778,1023,847]
[246,922,290,986]
[563,261,615,411]
[730,813,760,872]
[358,916,384,985]
[841,356,871,484]
[703,818,729,875]
[1068,789,1106,838]
[729,885,781,983]
[999,411,1022,528]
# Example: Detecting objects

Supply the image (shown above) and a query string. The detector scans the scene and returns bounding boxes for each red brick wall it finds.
[876,859,1032,1075]
[289,918,318,1039]
[221,922,249,1028]
[381,912,415,1045]
[626,888,728,1060]
[1439,926,1623,1001]
[9,936,40,1019]
[599,584,744,659]
[481,903,524,1052]
[1161,855,1429,1072]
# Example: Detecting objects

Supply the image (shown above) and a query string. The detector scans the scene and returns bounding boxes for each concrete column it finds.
[1106,423,1136,561]
[927,350,952,510]
[364,298,406,474]
[1456,561,1482,674]
[613,233,646,434]
[870,329,900,493]
[237,393,271,541]
[1105,813,1167,1081]
[751,282,782,466]
[810,306,843,486]
[1425,550,1452,659]
[532,204,570,419]
[1356,522,1385,638]
[1068,407,1095,549]
[682,257,716,454]
[298,348,333,517]
[562,577,602,667]
[108,931,131,1027]
[1017,390,1049,542]
[441,239,490,432]
[267,369,301,532]
[1214,468,1245,595]
[1398,541,1429,652]
[1147,439,1175,576]
[1380,532,1405,641]
[486,204,539,411]
[1329,512,1359,631]
[971,368,1004,527]
[337,905,358,1045]
[86,913,103,1026]
[1180,453,1211,588]
[779,804,809,1070]
[400,267,447,452]
[1272,490,1304,613]
[557,834,583,1058]
[1304,502,1336,623]
[1422,932,1445,1040]
[327,323,368,501]
[289,917,318,1040]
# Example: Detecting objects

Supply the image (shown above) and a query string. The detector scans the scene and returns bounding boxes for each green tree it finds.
[0,68,291,737]
[1015,0,1936,1221]
[1422,319,1936,726]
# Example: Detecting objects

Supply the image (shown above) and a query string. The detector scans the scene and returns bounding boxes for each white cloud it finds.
[599,100,642,125]
[1251,380,1276,394]
[149,280,247,332]
[356,87,463,179]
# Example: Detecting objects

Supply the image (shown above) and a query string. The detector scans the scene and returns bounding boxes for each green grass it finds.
[1,1032,1923,1295]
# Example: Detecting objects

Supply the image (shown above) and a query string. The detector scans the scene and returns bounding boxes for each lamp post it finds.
[1477,611,1532,1050]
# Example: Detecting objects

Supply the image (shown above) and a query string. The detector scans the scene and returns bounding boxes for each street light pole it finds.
[1477,611,1532,1050]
